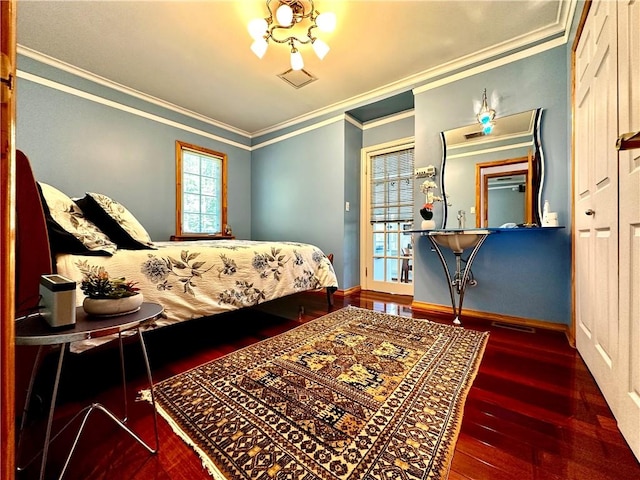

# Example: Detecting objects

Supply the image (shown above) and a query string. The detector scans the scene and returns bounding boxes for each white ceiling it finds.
[16,1,574,137]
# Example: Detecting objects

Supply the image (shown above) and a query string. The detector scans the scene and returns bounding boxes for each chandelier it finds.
[476,88,496,134]
[248,0,336,71]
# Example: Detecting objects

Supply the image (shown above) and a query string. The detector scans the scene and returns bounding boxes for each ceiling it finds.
[16,1,574,137]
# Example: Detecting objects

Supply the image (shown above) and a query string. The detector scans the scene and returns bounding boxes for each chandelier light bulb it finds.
[315,12,336,32]
[478,111,494,125]
[248,1,337,69]
[290,49,304,70]
[476,88,495,125]
[312,38,330,60]
[251,38,269,59]
[248,18,268,40]
[276,4,294,25]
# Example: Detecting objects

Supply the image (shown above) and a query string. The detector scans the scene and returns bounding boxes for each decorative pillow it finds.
[37,182,117,256]
[75,192,155,250]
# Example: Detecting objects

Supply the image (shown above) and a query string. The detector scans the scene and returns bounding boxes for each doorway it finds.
[475,154,532,227]
[360,139,415,296]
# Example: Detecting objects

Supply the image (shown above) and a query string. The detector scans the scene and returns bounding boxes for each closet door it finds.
[617,0,640,460]
[574,0,619,415]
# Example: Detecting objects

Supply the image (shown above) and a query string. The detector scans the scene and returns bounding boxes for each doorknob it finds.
[585,209,595,216]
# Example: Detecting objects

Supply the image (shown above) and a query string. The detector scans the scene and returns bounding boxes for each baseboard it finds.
[305,286,359,298]
[411,300,570,335]
[324,286,360,297]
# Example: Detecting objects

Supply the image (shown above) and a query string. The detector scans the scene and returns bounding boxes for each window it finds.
[366,146,415,289]
[370,148,414,224]
[175,141,227,236]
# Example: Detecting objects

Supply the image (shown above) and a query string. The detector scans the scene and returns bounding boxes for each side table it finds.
[15,302,164,480]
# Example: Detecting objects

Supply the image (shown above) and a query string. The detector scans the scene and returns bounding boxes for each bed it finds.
[15,150,339,351]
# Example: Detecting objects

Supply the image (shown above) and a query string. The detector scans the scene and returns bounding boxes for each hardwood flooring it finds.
[14,291,640,480]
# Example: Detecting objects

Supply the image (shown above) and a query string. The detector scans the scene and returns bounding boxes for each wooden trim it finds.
[411,300,570,335]
[526,148,534,224]
[175,140,228,237]
[569,0,592,347]
[1,1,16,478]
[170,234,235,241]
[308,285,360,298]
[571,0,593,54]
[339,285,361,297]
[475,155,530,227]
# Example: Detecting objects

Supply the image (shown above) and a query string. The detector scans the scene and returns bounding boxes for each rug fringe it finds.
[139,389,228,480]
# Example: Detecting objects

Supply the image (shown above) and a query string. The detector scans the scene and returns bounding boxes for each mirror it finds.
[440,108,543,228]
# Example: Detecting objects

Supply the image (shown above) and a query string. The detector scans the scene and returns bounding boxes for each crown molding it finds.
[251,115,346,151]
[17,70,251,151]
[16,0,577,140]
[363,110,414,131]
[252,1,576,137]
[17,45,252,139]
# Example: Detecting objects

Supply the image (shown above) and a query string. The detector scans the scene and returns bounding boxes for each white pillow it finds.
[38,182,117,256]
[76,192,155,250]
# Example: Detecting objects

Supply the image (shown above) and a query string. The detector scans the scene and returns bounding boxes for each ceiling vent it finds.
[464,131,485,140]
[278,69,317,89]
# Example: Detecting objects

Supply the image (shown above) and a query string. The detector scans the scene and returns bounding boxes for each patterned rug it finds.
[146,306,489,479]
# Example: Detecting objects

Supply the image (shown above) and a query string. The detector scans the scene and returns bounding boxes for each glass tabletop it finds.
[15,302,164,346]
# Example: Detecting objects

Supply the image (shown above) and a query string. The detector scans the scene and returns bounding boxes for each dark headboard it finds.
[15,150,52,317]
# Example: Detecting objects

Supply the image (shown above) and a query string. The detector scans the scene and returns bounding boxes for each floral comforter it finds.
[56,240,338,351]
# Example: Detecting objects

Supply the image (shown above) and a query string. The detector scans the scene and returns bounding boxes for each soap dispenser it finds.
[542,200,550,225]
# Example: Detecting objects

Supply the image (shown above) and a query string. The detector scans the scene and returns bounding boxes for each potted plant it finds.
[77,262,143,316]
[419,179,442,229]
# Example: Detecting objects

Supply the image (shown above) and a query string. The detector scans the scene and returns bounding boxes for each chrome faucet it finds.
[457,210,466,229]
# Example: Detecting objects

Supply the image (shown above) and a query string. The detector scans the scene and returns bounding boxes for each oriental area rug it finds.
[146,306,489,479]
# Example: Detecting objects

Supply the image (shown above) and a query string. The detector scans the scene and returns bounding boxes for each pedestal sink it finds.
[429,229,491,253]
[427,229,494,326]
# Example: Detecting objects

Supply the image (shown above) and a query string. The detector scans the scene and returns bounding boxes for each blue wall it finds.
[414,45,571,323]
[343,120,363,289]
[15,39,573,325]
[251,120,346,283]
[16,55,253,241]
[363,114,415,148]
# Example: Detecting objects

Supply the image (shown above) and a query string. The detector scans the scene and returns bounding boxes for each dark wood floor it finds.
[14,291,640,480]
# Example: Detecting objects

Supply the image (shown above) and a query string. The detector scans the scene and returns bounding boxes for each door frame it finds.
[359,137,415,295]
[1,0,17,478]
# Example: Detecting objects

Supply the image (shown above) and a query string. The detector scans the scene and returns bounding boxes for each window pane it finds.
[184,193,200,213]
[183,213,200,232]
[201,195,217,214]
[373,256,384,281]
[386,231,399,256]
[201,176,215,196]
[201,215,219,233]
[183,173,200,194]
[373,233,384,256]
[201,157,216,177]
[386,258,399,282]
[183,153,200,174]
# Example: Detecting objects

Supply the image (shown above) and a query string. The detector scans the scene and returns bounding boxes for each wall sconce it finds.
[476,88,495,134]
[1,52,13,103]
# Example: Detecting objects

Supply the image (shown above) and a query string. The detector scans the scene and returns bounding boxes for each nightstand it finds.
[15,303,164,480]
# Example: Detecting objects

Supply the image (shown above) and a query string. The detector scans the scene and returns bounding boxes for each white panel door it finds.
[616,0,640,461]
[574,0,620,415]
[360,141,415,296]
